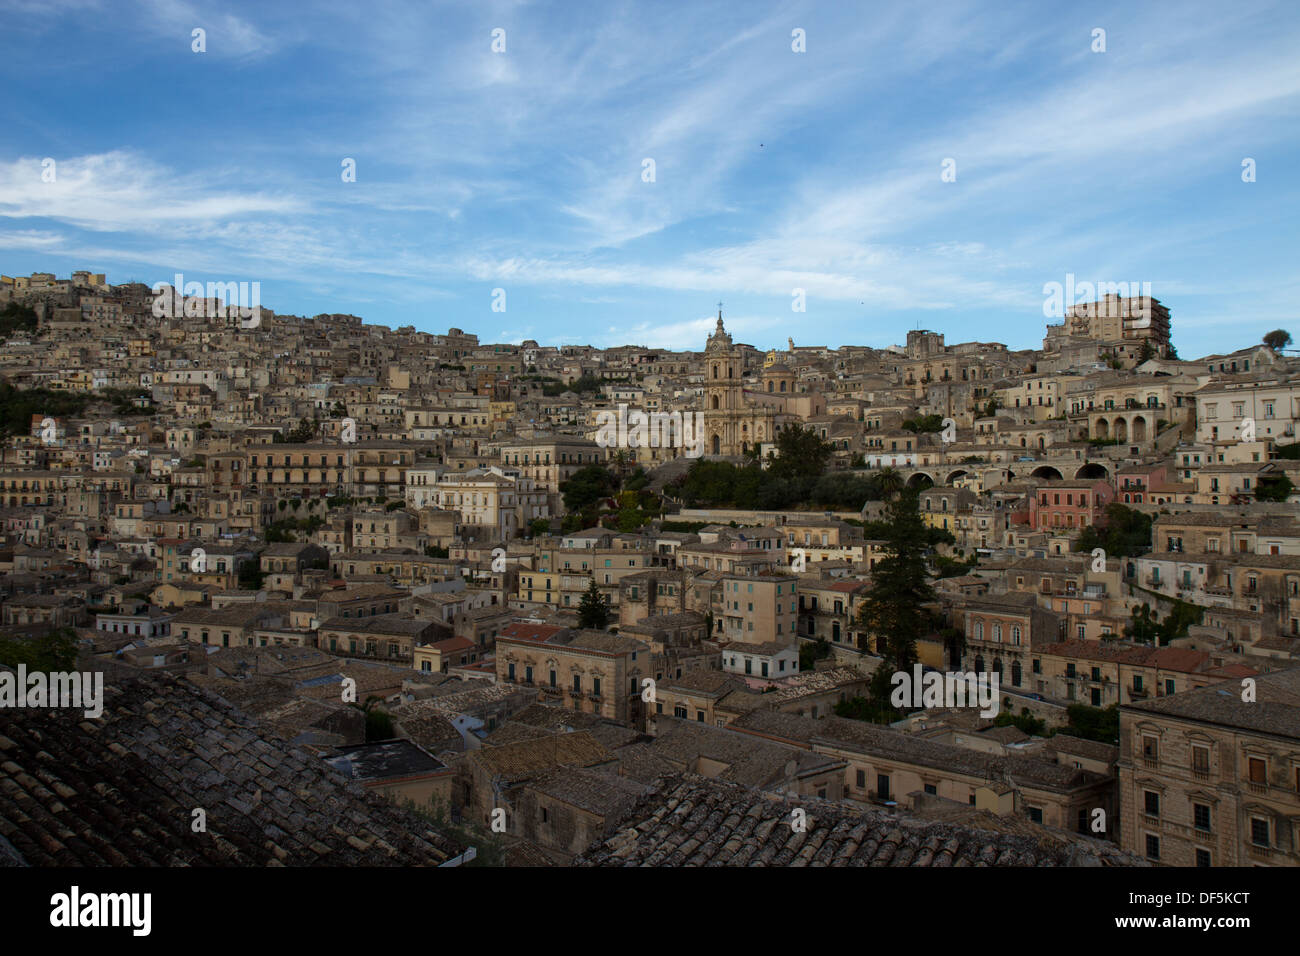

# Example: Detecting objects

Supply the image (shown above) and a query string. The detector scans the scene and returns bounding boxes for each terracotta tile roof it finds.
[467,730,613,781]
[576,774,1142,867]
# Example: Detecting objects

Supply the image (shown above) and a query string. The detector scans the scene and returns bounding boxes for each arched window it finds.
[975,621,984,640]
[1011,626,1021,645]
[1011,661,1022,686]
[993,623,1002,642]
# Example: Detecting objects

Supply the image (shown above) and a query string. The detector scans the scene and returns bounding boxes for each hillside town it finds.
[1,268,1298,869]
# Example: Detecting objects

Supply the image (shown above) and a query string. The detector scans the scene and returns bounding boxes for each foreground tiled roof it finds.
[576,774,1140,867]
[0,669,465,866]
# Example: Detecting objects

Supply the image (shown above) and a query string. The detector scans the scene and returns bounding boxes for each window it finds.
[1195,848,1211,868]
[1248,757,1266,784]
[1193,803,1211,832]
[1145,834,1160,860]
[1026,806,1043,824]
[1250,818,1269,847]
[1142,735,1158,762]
[1192,746,1209,774]
[1143,791,1159,817]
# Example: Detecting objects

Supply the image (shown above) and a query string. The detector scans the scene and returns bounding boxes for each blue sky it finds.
[1,0,1297,357]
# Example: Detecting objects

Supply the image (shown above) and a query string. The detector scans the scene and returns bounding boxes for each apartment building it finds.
[715,569,799,646]
[955,593,1063,690]
[499,437,604,494]
[1031,479,1115,533]
[431,467,547,541]
[1195,375,1300,445]
[495,626,650,723]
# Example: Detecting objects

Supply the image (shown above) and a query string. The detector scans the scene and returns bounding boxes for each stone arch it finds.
[1131,416,1148,443]
[1095,418,1110,440]
[946,469,969,484]
[1075,462,1109,480]
[711,434,721,455]
[1114,417,1128,442]
[906,471,934,490]
[1031,465,1063,481]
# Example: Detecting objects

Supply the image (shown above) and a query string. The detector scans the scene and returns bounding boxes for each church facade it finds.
[702,311,787,458]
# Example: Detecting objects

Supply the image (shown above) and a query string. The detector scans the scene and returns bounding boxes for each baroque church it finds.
[702,309,788,457]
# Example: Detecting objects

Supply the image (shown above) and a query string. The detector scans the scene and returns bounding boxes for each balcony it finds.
[1191,768,1210,782]
[1141,756,1159,769]
[1246,843,1275,861]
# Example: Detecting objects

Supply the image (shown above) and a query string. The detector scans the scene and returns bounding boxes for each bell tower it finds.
[704,303,741,456]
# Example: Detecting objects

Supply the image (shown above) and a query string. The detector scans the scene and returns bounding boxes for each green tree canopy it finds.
[1263,329,1292,351]
[577,578,610,630]
[765,424,833,482]
[1074,503,1153,558]
[856,489,935,672]
[560,464,617,513]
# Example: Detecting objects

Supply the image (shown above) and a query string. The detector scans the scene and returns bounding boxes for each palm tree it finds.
[877,466,904,500]
[610,449,633,483]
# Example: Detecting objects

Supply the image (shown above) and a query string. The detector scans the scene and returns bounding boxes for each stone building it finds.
[1119,667,1300,866]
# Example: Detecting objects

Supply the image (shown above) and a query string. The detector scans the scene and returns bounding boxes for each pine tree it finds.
[577,578,610,630]
[856,488,935,672]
